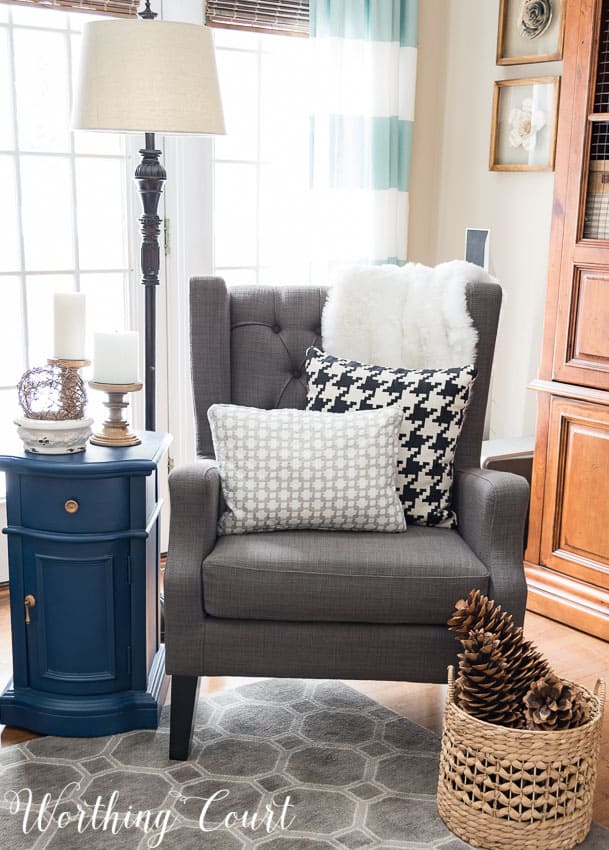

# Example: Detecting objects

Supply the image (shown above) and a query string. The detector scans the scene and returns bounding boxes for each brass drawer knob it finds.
[64,499,79,514]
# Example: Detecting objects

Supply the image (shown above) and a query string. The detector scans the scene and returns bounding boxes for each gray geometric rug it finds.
[0,679,607,850]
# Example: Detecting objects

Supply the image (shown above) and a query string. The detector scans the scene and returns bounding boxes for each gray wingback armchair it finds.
[165,277,529,759]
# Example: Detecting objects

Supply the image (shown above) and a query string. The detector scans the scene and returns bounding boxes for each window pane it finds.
[214,162,257,267]
[212,28,260,50]
[0,9,133,461]
[80,271,127,335]
[0,29,14,150]
[11,7,68,29]
[216,268,257,286]
[26,274,76,367]
[0,389,21,454]
[21,156,74,271]
[73,130,124,156]
[0,155,21,272]
[214,49,259,162]
[260,43,310,163]
[0,276,25,384]
[68,13,100,31]
[259,163,311,269]
[76,158,128,269]
[14,28,71,152]
[212,31,313,288]
[260,263,312,286]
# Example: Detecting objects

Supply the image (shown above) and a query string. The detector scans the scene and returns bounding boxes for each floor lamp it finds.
[72,2,225,431]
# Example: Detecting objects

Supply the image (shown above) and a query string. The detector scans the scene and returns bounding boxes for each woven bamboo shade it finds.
[205,0,309,37]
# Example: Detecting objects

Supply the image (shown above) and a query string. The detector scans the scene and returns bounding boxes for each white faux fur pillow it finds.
[208,404,407,535]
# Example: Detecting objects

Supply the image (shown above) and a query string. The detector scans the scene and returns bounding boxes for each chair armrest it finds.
[454,467,529,626]
[164,459,221,675]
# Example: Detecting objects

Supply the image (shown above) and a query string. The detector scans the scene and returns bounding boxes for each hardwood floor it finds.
[1,585,607,826]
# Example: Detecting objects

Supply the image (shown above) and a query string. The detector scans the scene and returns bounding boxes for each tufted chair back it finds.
[190,276,502,470]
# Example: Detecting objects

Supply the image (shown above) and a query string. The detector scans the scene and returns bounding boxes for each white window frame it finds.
[0,5,141,580]
[0,7,134,382]
[161,0,215,474]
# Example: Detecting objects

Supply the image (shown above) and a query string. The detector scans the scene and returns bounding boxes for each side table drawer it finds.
[20,475,130,533]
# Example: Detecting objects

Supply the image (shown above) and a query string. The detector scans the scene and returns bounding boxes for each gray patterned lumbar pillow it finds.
[305,347,476,528]
[208,403,407,536]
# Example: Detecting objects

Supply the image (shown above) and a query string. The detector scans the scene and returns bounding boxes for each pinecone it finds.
[510,637,553,709]
[454,629,522,726]
[524,673,591,731]
[449,590,505,639]
[449,590,553,727]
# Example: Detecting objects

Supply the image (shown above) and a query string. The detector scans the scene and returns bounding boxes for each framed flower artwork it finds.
[489,77,560,172]
[497,0,565,64]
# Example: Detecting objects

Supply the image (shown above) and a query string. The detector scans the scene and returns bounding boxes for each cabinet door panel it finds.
[553,265,609,389]
[23,538,131,695]
[541,397,609,586]
[573,273,609,362]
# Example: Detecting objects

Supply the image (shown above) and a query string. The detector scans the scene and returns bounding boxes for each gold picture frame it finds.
[489,77,560,172]
[497,0,565,65]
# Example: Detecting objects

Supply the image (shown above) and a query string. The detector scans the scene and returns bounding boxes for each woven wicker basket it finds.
[437,666,605,850]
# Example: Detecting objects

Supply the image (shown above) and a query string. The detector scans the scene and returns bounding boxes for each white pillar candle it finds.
[54,293,87,360]
[93,331,140,384]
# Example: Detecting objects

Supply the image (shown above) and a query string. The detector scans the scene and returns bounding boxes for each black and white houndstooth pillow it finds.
[305,347,476,528]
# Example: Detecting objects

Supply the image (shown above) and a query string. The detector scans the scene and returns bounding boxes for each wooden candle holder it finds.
[88,381,143,447]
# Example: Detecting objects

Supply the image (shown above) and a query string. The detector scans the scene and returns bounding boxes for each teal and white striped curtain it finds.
[309,0,418,268]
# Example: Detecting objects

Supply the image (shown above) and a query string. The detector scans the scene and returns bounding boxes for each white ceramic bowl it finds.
[14,416,94,455]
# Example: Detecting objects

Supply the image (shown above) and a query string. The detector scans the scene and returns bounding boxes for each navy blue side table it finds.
[0,432,171,737]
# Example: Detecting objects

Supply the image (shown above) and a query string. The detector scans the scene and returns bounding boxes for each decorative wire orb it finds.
[18,366,87,421]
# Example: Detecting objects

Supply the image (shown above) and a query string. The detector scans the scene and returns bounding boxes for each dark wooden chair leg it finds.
[169,675,200,760]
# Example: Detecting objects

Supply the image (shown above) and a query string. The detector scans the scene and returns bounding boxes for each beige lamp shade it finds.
[72,19,225,135]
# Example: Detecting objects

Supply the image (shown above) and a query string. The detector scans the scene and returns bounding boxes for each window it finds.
[212,26,314,286]
[0,4,132,456]
[0,1,316,487]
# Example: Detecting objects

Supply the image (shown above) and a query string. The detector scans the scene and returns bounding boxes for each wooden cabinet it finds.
[526,0,609,640]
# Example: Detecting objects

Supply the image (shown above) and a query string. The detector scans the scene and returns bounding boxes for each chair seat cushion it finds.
[202,527,489,625]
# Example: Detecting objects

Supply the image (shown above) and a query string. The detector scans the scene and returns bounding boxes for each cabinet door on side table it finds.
[21,538,131,696]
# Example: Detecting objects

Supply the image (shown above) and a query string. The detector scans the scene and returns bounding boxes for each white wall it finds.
[409,0,560,439]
